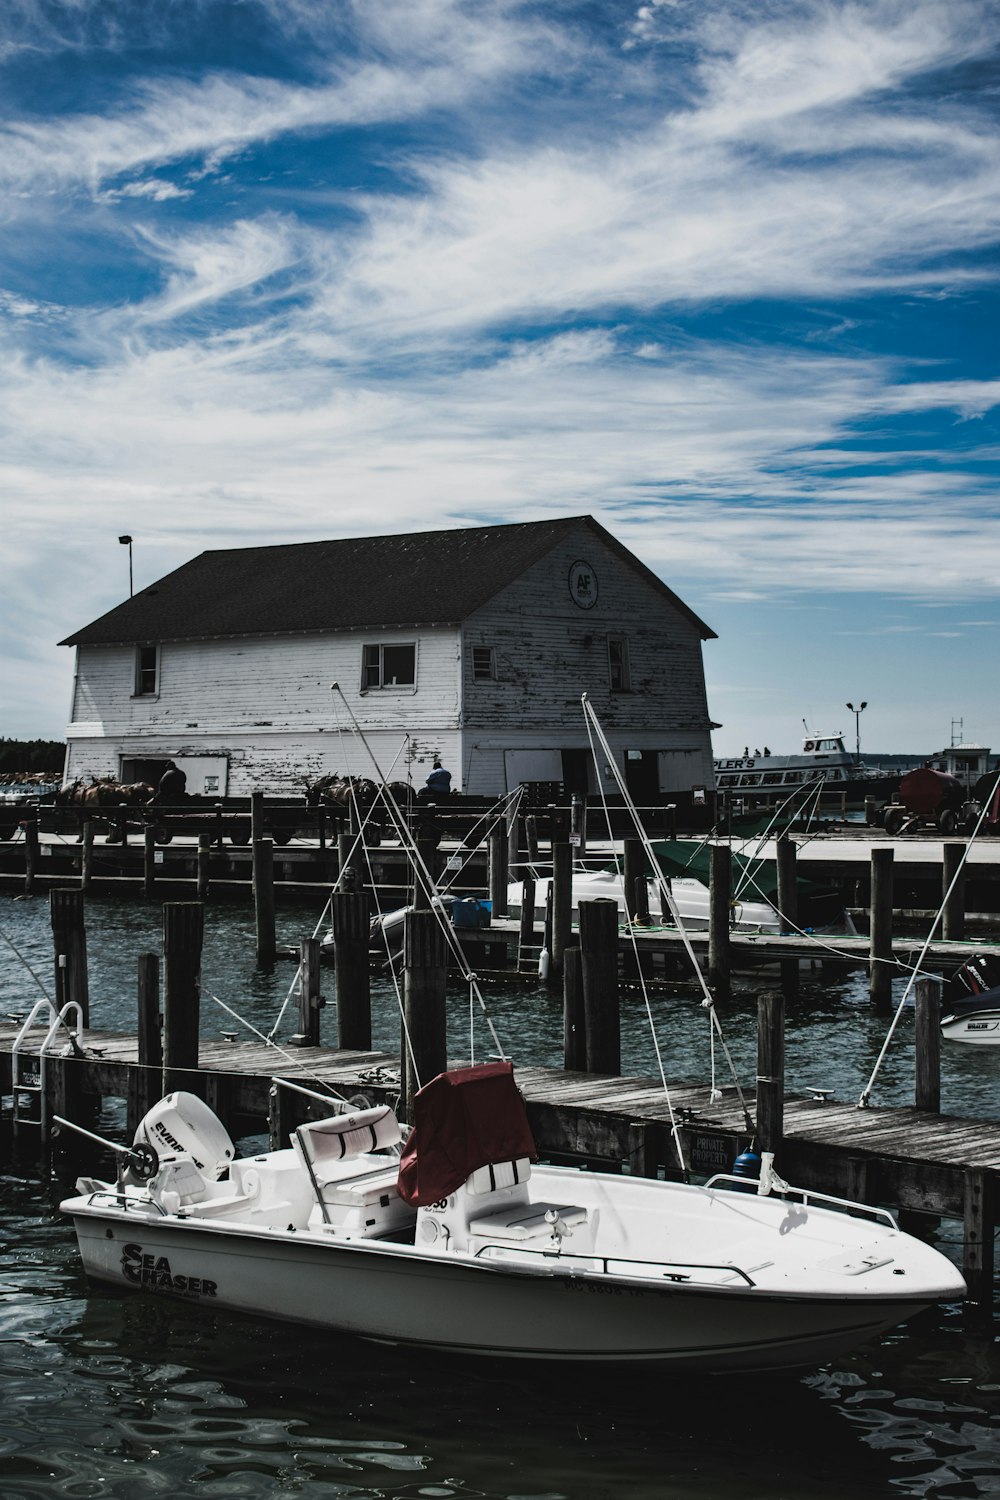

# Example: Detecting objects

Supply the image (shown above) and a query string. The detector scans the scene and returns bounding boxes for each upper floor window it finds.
[134,644,159,696]
[471,646,496,681]
[607,635,630,691]
[362,642,416,689]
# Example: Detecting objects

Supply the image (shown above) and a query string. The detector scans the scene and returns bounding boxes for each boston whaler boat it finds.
[59,1061,964,1373]
[940,953,1000,1045]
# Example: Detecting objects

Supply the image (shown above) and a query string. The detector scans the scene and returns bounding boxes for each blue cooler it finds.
[450,898,492,930]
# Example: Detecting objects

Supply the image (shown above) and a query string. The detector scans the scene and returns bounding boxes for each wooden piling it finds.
[22,816,39,895]
[162,902,203,1095]
[578,898,620,1075]
[914,974,941,1114]
[570,793,587,856]
[942,842,966,942]
[332,890,372,1050]
[756,989,784,1155]
[488,824,509,918]
[290,936,323,1048]
[251,790,265,846]
[507,811,524,882]
[401,907,449,1115]
[551,838,574,977]
[776,834,799,1001]
[869,847,894,1010]
[337,832,358,893]
[962,1166,996,1306]
[253,836,276,965]
[79,821,94,891]
[623,840,647,922]
[563,945,585,1071]
[49,887,90,1025]
[518,874,536,969]
[197,834,211,900]
[708,843,731,1003]
[143,826,157,897]
[414,835,439,909]
[132,952,161,1127]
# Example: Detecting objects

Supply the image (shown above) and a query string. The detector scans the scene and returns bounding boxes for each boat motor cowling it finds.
[133,1091,236,1180]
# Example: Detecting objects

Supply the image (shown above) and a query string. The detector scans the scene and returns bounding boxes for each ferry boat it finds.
[713,727,894,805]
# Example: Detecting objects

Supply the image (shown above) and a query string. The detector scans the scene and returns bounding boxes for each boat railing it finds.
[471,1241,757,1286]
[78,1189,169,1217]
[704,1175,899,1229]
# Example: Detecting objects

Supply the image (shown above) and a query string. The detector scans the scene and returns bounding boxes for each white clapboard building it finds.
[60,516,717,800]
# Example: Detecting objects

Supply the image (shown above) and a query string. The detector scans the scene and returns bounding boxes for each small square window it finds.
[362,642,416,689]
[472,646,495,681]
[135,645,158,696]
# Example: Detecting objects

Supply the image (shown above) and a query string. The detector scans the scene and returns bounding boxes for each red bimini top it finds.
[396,1060,538,1207]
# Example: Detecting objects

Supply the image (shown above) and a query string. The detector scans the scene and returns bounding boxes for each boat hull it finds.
[64,1203,935,1374]
[941,1010,1000,1044]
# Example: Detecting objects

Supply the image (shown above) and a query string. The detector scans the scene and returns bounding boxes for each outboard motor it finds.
[133,1091,235,1181]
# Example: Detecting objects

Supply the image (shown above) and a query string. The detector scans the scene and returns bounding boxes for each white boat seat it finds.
[318,1165,401,1208]
[151,1157,210,1209]
[292,1105,402,1184]
[467,1158,532,1195]
[470,1201,588,1243]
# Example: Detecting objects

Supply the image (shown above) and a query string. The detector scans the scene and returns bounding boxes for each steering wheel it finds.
[128,1142,160,1181]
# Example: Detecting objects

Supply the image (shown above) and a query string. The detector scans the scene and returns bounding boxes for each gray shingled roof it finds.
[60,516,714,646]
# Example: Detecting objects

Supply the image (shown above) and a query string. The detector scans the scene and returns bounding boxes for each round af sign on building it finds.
[568,560,598,609]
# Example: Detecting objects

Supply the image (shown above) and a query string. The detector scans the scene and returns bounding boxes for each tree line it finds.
[0,738,65,774]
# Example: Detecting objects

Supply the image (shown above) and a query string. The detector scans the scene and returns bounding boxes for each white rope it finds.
[210,993,353,1104]
[0,927,56,1004]
[857,767,1000,1108]
[582,697,758,1160]
[583,696,756,1131]
[329,684,508,1062]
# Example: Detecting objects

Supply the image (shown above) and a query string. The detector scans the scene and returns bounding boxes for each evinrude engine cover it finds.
[134,1091,235,1179]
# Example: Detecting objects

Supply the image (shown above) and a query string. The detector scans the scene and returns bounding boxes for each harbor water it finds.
[2,892,999,1498]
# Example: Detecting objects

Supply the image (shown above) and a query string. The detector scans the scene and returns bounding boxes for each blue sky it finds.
[3,0,999,758]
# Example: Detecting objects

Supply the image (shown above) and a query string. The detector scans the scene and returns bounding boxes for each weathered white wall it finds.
[459,521,714,794]
[65,629,462,793]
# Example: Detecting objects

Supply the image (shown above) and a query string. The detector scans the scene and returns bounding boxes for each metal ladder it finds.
[515,935,545,976]
[10,998,84,1148]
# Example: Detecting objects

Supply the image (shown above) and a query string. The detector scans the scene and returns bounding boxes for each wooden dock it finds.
[3,1020,996,1303]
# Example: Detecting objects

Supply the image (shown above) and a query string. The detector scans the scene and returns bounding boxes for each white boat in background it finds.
[506,867,780,933]
[58,1063,965,1373]
[940,954,1000,1045]
[714,727,895,804]
[350,865,780,969]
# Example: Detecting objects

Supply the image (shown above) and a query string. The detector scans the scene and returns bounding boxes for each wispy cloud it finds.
[1,0,999,740]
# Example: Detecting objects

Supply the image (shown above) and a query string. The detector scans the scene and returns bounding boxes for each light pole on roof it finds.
[846,701,867,760]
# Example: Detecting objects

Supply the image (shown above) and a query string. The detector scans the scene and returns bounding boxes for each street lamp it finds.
[118,535,133,597]
[846,700,867,760]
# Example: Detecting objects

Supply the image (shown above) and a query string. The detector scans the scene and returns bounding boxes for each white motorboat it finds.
[940,992,1000,1044]
[343,867,778,969]
[940,954,1000,1045]
[506,867,780,933]
[59,1062,964,1373]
